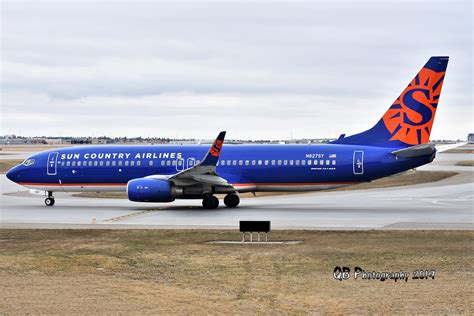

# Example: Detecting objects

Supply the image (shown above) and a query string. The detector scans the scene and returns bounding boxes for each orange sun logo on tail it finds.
[209,140,223,157]
[382,68,445,145]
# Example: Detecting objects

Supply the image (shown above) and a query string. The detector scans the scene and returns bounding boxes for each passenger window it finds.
[149,161,153,166]
[99,161,104,166]
[239,160,243,166]
[178,160,183,166]
[284,160,288,165]
[301,160,305,166]
[221,160,225,166]
[320,160,324,165]
[171,160,176,166]
[326,160,330,165]
[296,160,300,165]
[94,161,98,167]
[289,160,294,165]
[233,160,237,166]
[258,160,262,165]
[118,161,122,166]
[66,161,71,167]
[112,161,116,166]
[252,160,256,166]
[77,161,82,167]
[265,160,269,166]
[278,160,282,165]
[131,161,135,166]
[166,160,171,166]
[245,160,249,166]
[125,161,129,166]
[106,161,110,166]
[161,160,165,166]
[137,161,141,166]
[272,160,276,165]
[314,160,318,165]
[332,160,336,165]
[72,161,76,167]
[308,160,312,165]
[88,161,93,167]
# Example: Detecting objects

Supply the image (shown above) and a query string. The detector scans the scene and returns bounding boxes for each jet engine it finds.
[127,178,174,202]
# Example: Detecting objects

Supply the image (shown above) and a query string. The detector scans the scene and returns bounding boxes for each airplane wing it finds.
[146,131,233,189]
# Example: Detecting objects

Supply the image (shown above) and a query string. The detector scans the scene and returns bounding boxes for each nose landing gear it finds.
[45,191,55,206]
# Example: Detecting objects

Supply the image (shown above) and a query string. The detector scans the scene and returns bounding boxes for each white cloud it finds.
[1,1,472,140]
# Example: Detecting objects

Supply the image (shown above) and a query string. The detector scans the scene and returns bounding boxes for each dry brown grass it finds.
[331,170,457,191]
[444,148,474,154]
[0,159,23,173]
[455,160,474,167]
[0,230,472,314]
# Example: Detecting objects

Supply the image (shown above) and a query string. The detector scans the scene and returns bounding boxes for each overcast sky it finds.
[1,0,472,140]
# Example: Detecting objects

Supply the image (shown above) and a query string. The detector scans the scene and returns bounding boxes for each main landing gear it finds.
[202,195,219,209]
[224,193,240,208]
[45,191,55,206]
[202,194,240,209]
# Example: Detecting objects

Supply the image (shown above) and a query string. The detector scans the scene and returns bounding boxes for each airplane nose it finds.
[6,166,19,182]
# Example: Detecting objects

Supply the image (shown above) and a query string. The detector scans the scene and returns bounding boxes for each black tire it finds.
[202,196,219,209]
[45,198,55,206]
[224,194,240,208]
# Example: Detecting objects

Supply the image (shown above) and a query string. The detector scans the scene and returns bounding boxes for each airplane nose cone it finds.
[6,166,19,182]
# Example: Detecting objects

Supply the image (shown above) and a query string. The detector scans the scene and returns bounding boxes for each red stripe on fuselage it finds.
[18,182,360,187]
[231,182,360,186]
[17,182,127,186]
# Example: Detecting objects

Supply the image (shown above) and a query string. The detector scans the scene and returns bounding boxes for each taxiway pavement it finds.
[1,151,472,230]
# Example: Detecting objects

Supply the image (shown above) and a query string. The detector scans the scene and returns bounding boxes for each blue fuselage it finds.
[6,143,434,193]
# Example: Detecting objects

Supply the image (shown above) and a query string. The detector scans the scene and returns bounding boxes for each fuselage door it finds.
[176,158,184,172]
[353,150,364,175]
[47,152,59,175]
[187,157,195,169]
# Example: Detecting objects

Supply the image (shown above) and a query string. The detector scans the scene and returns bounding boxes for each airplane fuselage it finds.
[7,143,434,193]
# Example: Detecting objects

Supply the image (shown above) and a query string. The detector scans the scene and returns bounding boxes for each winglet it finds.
[200,131,226,166]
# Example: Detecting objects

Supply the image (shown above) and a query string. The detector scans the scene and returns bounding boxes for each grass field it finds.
[0,159,23,173]
[0,229,472,314]
[456,160,474,166]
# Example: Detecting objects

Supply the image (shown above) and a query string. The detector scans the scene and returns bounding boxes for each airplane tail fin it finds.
[332,56,449,148]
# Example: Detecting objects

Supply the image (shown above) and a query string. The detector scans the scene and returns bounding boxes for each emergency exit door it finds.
[353,150,364,175]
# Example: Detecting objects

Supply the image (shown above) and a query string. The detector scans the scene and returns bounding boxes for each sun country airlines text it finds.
[60,152,183,160]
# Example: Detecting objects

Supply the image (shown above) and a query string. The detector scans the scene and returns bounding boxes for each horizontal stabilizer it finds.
[391,143,436,158]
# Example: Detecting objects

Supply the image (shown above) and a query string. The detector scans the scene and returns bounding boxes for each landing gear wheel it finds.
[202,196,219,209]
[224,194,240,208]
[45,197,55,206]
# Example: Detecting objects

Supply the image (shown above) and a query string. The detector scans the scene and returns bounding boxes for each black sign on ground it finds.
[239,221,271,233]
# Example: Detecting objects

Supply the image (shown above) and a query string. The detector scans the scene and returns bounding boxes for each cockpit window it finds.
[22,159,35,166]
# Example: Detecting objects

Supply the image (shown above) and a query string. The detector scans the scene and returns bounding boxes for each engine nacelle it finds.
[127,178,174,202]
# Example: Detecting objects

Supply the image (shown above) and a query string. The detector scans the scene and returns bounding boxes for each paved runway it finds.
[1,151,472,230]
